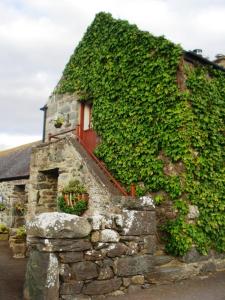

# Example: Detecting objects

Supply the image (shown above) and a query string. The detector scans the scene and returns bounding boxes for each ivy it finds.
[56,12,225,256]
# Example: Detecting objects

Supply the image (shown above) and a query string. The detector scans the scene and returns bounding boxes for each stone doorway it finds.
[12,184,27,228]
[36,168,59,214]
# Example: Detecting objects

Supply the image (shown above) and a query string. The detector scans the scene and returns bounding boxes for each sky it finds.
[0,0,224,150]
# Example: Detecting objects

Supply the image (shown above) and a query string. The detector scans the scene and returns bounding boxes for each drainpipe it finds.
[40,105,47,143]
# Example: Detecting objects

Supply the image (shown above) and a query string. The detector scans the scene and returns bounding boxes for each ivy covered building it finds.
[28,12,224,257]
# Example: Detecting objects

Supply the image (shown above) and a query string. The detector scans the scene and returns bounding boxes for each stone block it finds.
[24,250,59,300]
[83,278,122,295]
[60,281,83,295]
[200,262,216,273]
[28,237,92,252]
[100,229,120,242]
[59,264,72,282]
[154,255,174,266]
[115,255,154,276]
[181,247,212,263]
[107,243,128,258]
[146,263,198,284]
[98,266,114,280]
[113,196,155,211]
[84,250,104,261]
[131,275,145,285]
[143,235,156,254]
[121,210,156,236]
[71,261,98,280]
[59,252,83,263]
[27,212,92,238]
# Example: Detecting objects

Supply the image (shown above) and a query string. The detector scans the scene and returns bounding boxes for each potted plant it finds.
[9,226,27,258]
[54,115,64,128]
[13,202,26,216]
[58,179,89,215]
[0,223,9,240]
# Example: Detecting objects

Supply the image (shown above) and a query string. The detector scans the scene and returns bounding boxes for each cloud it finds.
[0,133,41,150]
[0,0,224,148]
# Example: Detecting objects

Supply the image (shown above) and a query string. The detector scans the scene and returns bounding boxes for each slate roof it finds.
[0,141,40,181]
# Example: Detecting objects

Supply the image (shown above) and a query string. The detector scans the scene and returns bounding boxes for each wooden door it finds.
[79,103,98,153]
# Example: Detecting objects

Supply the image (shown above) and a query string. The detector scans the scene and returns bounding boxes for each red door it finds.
[79,103,99,153]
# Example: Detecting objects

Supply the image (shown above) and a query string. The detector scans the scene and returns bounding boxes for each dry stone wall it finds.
[24,197,225,300]
[27,136,114,220]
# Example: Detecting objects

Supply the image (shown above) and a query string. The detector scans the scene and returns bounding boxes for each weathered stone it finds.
[215,259,225,271]
[116,255,154,276]
[146,263,198,284]
[85,250,104,261]
[59,252,83,263]
[107,243,128,258]
[60,281,83,295]
[71,261,98,280]
[125,241,139,255]
[100,229,120,242]
[121,210,156,236]
[24,250,59,300]
[131,275,145,285]
[200,262,216,273]
[83,278,122,295]
[113,196,155,211]
[27,212,92,238]
[143,235,156,254]
[98,266,114,280]
[28,237,92,252]
[122,277,131,287]
[154,255,174,266]
[59,264,72,282]
[91,231,100,243]
[181,248,212,263]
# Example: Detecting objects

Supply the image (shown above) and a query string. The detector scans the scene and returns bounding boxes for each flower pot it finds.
[54,123,62,128]
[0,233,9,240]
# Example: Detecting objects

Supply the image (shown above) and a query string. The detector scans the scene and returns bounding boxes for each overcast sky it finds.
[0,0,224,150]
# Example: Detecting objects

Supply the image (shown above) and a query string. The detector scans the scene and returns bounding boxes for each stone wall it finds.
[27,136,120,220]
[24,197,225,300]
[0,179,28,227]
[45,93,80,142]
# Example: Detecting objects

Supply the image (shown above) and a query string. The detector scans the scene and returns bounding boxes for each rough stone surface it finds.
[83,278,122,295]
[28,237,92,252]
[84,250,104,261]
[146,263,198,284]
[116,255,154,276]
[107,243,128,258]
[27,212,92,238]
[100,229,120,242]
[98,266,114,280]
[71,261,98,280]
[24,250,59,300]
[60,281,83,295]
[121,210,156,236]
[181,248,212,263]
[143,235,156,254]
[131,275,145,285]
[59,252,83,263]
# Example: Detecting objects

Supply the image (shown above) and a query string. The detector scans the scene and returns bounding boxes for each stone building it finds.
[23,13,225,299]
[214,54,225,68]
[0,142,39,227]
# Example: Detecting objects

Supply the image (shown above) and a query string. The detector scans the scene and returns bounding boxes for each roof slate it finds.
[0,142,40,181]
